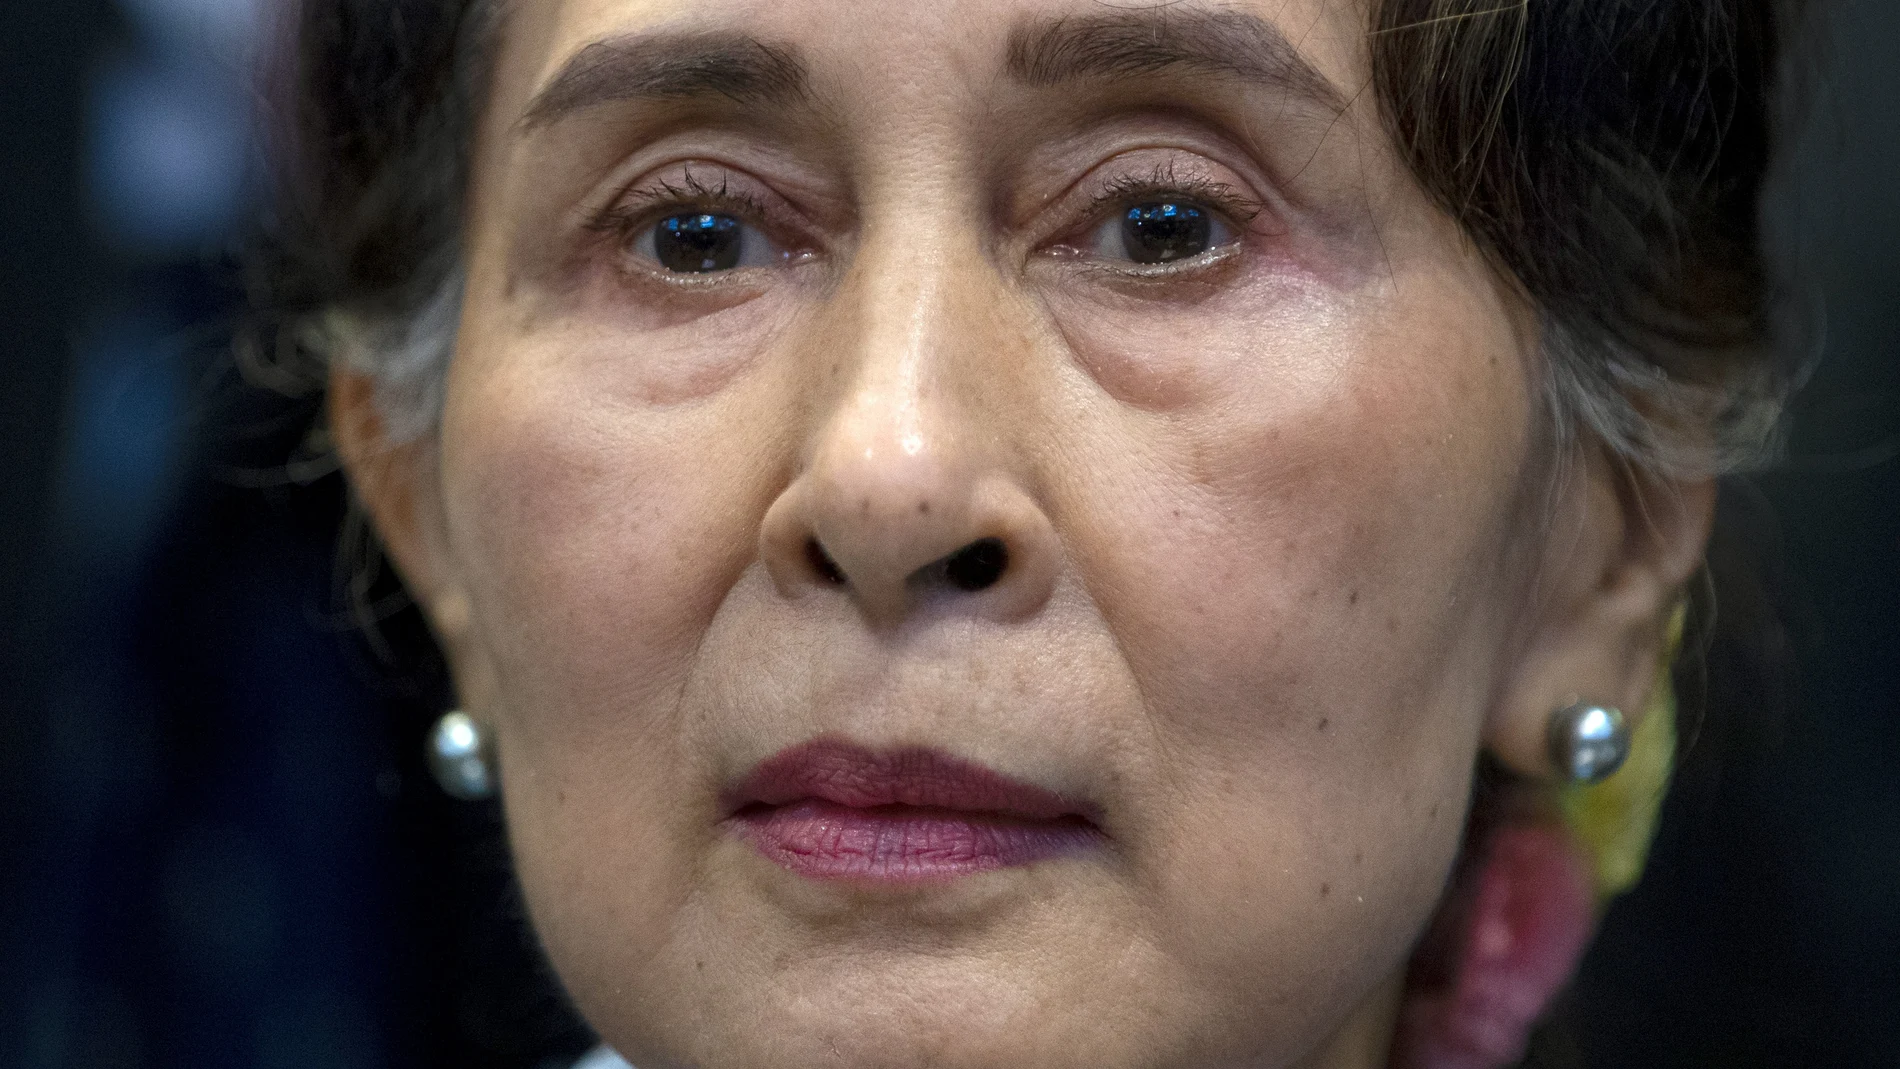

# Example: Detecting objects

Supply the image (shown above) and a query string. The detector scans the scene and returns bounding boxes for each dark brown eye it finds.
[1120,202,1212,264]
[632,208,790,273]
[1083,198,1236,267]
[653,213,742,272]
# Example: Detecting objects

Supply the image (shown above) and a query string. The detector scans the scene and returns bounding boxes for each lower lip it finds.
[731,799,1100,882]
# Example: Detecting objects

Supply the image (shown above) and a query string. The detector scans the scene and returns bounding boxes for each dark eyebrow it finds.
[520,31,808,130]
[1005,9,1347,113]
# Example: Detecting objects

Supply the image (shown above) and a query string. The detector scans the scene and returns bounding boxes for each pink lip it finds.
[723,739,1103,883]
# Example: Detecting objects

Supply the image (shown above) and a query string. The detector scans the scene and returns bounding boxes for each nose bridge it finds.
[825,146,1003,443]
[809,247,983,579]
[757,226,1060,626]
[822,253,961,495]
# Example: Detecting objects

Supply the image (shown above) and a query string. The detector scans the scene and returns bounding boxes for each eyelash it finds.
[586,169,785,258]
[581,161,1268,277]
[1080,165,1265,232]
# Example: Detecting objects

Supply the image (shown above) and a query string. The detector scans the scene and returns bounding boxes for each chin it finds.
[607,964,1247,1069]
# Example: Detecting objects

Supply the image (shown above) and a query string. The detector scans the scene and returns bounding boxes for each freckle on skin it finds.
[1317,718,1329,732]
[918,500,929,514]
[1348,589,1359,605]
[1386,616,1399,633]
[1320,883,1331,898]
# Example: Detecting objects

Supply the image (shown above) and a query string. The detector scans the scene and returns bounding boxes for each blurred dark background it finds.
[0,1,1894,1067]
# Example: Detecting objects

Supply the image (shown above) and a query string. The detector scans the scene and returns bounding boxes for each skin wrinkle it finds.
[326,0,1720,1066]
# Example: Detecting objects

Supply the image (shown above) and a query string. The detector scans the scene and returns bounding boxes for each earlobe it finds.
[1485,447,1715,781]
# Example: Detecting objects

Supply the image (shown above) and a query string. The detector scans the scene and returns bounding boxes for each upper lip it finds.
[723,738,1096,824]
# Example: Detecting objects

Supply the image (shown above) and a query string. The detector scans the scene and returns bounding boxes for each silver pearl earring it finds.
[1547,701,1631,784]
[427,710,496,800]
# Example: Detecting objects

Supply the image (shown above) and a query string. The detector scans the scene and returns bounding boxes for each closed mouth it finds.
[723,738,1104,882]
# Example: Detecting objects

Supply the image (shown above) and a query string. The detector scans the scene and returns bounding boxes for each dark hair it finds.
[1372,0,1805,472]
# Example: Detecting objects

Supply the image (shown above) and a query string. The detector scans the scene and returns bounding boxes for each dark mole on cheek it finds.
[1321,882,1331,898]
[1348,589,1359,605]
[918,500,930,514]
[1317,717,1330,733]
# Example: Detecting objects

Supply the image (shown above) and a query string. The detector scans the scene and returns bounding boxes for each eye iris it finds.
[654,212,742,272]
[1120,202,1211,264]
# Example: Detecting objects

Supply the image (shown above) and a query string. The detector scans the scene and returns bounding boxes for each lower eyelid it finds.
[1055,240,1245,285]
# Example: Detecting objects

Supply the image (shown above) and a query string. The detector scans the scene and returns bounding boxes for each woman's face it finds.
[387,0,1572,1064]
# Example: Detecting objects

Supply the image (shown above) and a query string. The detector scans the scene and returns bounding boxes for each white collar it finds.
[572,1047,634,1069]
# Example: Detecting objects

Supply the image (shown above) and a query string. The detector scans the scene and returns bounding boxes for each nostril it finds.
[806,538,847,585]
[942,538,1008,592]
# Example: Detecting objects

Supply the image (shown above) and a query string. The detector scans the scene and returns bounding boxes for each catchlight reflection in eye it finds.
[1118,202,1222,264]
[641,211,793,273]
[654,213,742,272]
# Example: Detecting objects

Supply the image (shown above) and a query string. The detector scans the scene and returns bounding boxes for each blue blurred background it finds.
[0,1,1894,1066]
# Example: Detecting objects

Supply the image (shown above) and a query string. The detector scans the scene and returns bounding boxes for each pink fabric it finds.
[1389,824,1598,1069]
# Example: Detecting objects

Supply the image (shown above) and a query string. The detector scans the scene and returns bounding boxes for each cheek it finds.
[1061,272,1533,728]
[433,329,815,1024]
[434,324,801,770]
[1052,268,1534,995]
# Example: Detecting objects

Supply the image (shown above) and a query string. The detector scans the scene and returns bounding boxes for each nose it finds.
[759,266,1060,628]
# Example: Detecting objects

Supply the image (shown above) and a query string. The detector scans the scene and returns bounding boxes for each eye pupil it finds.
[655,212,742,272]
[1121,202,1211,264]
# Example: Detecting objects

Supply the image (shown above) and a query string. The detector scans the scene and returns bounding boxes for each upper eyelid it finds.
[582,159,828,243]
[1083,176,1262,226]
[605,166,773,222]
[1029,151,1278,241]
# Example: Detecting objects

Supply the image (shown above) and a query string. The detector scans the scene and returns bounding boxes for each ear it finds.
[1486,447,1715,779]
[328,366,475,656]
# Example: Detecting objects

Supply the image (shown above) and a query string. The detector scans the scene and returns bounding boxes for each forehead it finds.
[489,0,1371,125]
